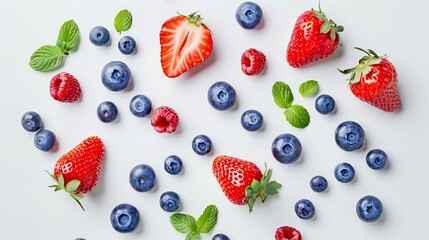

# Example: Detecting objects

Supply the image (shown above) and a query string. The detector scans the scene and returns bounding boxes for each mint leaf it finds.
[284,105,310,128]
[29,45,64,72]
[114,9,132,33]
[299,80,319,97]
[185,232,200,240]
[170,213,197,233]
[56,19,80,52]
[196,204,218,234]
[272,81,294,109]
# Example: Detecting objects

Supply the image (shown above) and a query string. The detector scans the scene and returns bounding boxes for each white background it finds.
[1,0,428,239]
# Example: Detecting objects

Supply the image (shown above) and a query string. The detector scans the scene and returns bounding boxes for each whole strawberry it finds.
[160,12,213,78]
[50,72,81,102]
[47,136,104,210]
[339,48,401,112]
[286,4,343,68]
[212,155,281,212]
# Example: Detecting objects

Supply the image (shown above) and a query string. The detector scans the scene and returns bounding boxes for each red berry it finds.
[275,226,302,240]
[150,106,179,133]
[50,72,81,102]
[241,48,266,76]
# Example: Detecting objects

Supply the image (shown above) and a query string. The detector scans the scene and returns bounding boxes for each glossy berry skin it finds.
[309,175,328,193]
[366,149,388,170]
[118,36,136,55]
[101,61,131,91]
[97,101,118,123]
[235,2,263,29]
[129,164,156,192]
[34,129,56,151]
[315,94,335,114]
[110,203,140,233]
[212,233,230,240]
[159,191,181,212]
[50,72,81,103]
[21,111,42,132]
[294,199,315,220]
[207,81,236,111]
[89,26,110,46]
[241,48,266,76]
[335,121,365,151]
[275,226,302,240]
[334,162,355,183]
[164,155,183,175]
[241,109,263,131]
[129,94,152,117]
[192,134,212,155]
[356,195,383,222]
[150,106,179,133]
[272,133,302,164]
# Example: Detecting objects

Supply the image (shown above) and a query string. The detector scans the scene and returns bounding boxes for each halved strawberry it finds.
[160,12,213,78]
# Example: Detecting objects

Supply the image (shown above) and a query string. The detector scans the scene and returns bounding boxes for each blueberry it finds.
[129,164,156,192]
[164,155,183,175]
[271,133,302,164]
[118,36,136,55]
[21,111,42,132]
[159,191,181,212]
[294,199,315,220]
[34,129,55,151]
[97,101,118,123]
[129,94,152,117]
[366,149,388,170]
[356,195,383,222]
[110,203,140,233]
[334,162,355,183]
[235,2,263,29]
[207,81,236,111]
[89,26,110,46]
[192,134,212,155]
[241,109,263,131]
[309,175,328,193]
[75,238,86,240]
[212,233,230,240]
[334,121,365,151]
[315,94,336,114]
[101,61,131,91]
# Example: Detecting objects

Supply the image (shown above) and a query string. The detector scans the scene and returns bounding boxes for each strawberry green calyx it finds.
[244,164,282,213]
[312,3,344,40]
[177,11,203,26]
[338,47,384,84]
[46,171,85,211]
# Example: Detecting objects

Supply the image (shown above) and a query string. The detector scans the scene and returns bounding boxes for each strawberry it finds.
[339,48,401,112]
[286,4,343,68]
[47,136,104,210]
[212,155,281,212]
[50,72,81,102]
[241,48,266,76]
[160,12,213,78]
[275,226,302,240]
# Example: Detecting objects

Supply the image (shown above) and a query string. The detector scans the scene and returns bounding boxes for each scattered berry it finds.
[101,61,131,91]
[21,111,42,132]
[97,101,118,123]
[309,175,328,193]
[241,109,263,131]
[294,199,315,220]
[159,191,181,212]
[50,72,81,103]
[241,48,266,76]
[129,164,156,192]
[191,134,212,155]
[275,226,302,240]
[334,162,355,183]
[207,81,237,111]
[272,133,302,164]
[150,106,179,133]
[235,2,263,29]
[89,26,110,46]
[129,94,152,117]
[356,195,383,222]
[334,121,365,151]
[366,149,388,170]
[212,233,230,240]
[34,129,56,151]
[164,155,183,175]
[118,36,136,55]
[110,203,140,233]
[315,94,335,114]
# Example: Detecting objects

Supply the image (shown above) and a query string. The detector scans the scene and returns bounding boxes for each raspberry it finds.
[241,48,266,76]
[275,226,302,240]
[50,72,81,102]
[150,106,179,133]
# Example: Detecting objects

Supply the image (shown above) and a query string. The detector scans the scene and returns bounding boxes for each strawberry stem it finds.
[312,2,344,40]
[46,171,85,211]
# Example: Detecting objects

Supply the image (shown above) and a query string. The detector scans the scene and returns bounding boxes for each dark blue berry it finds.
[21,111,42,132]
[366,149,388,170]
[241,109,263,131]
[309,175,328,192]
[89,26,110,46]
[110,203,140,233]
[118,36,136,55]
[101,61,131,91]
[97,101,118,123]
[192,134,212,155]
[315,94,336,114]
[207,81,236,111]
[212,233,230,240]
[334,162,355,183]
[129,164,156,192]
[129,94,152,117]
[294,199,315,220]
[335,121,365,151]
[356,195,383,222]
[34,129,55,151]
[271,133,302,164]
[160,191,181,212]
[235,2,263,29]
[164,155,183,175]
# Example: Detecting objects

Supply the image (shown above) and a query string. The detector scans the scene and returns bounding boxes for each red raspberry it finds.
[50,72,81,102]
[150,106,179,133]
[275,226,302,240]
[241,48,266,76]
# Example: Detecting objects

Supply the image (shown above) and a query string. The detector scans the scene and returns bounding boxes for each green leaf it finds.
[272,81,294,109]
[196,204,218,234]
[57,173,65,188]
[29,45,64,72]
[65,180,81,193]
[320,21,331,34]
[185,231,200,240]
[56,19,80,52]
[170,213,197,233]
[114,9,133,33]
[284,105,310,128]
[299,80,319,97]
[266,181,282,195]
